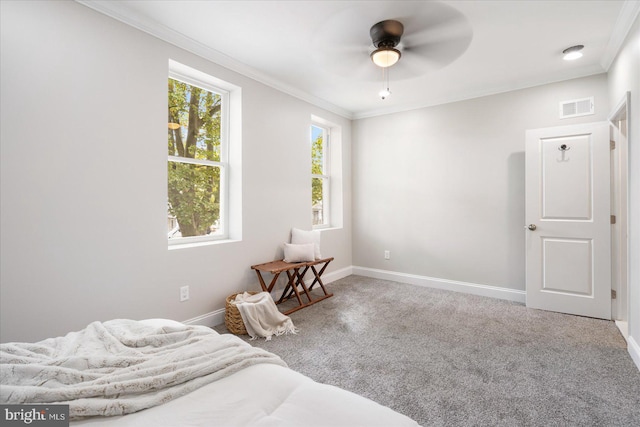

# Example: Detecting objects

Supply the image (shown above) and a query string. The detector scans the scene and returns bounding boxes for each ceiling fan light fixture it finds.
[562,45,584,61]
[370,47,401,68]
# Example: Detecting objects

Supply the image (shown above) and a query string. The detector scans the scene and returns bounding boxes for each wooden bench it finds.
[251,257,334,315]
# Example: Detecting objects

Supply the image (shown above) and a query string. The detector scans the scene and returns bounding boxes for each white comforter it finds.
[0,319,285,420]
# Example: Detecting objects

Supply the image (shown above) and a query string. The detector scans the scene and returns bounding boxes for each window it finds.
[311,124,330,227]
[167,64,230,244]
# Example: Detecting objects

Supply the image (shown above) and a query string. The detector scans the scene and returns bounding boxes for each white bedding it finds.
[0,319,285,419]
[2,319,420,427]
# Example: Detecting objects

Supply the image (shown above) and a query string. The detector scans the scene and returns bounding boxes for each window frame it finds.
[311,123,331,229]
[167,66,230,245]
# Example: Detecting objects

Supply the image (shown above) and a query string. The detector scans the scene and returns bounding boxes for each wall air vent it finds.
[559,97,594,119]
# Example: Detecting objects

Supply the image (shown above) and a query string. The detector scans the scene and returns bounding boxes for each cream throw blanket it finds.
[234,292,298,340]
[0,319,286,420]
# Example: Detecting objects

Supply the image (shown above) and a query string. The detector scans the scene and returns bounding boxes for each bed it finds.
[1,319,420,427]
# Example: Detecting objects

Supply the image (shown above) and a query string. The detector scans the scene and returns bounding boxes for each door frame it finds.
[609,92,630,339]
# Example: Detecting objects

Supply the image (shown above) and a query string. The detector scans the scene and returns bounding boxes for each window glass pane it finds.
[312,177,324,226]
[311,125,324,175]
[167,162,221,238]
[168,78,221,161]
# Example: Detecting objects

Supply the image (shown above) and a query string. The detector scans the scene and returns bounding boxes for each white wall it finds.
[0,0,352,343]
[352,74,609,292]
[607,13,640,368]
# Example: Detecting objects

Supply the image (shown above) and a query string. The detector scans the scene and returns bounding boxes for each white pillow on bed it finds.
[291,228,321,259]
[283,243,316,263]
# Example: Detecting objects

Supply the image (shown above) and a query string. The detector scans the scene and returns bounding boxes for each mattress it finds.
[71,362,419,427]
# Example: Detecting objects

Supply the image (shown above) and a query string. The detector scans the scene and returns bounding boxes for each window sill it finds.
[312,225,342,232]
[168,238,240,251]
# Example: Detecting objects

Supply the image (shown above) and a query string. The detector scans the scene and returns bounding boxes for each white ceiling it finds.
[80,1,638,119]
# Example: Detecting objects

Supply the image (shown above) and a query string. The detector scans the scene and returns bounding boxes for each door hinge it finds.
[611,290,617,299]
[610,140,616,150]
[611,215,616,224]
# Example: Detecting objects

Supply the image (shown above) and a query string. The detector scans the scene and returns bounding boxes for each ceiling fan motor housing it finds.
[370,20,404,48]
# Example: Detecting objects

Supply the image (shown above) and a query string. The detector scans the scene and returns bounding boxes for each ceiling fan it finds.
[368,20,404,99]
[311,2,473,82]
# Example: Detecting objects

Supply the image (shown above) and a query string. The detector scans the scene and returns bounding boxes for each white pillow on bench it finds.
[291,228,321,259]
[283,243,316,263]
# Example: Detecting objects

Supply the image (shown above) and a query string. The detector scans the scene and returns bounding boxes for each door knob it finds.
[527,224,537,231]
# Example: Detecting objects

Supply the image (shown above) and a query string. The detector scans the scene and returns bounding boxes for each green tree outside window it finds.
[167,78,222,238]
[311,125,328,226]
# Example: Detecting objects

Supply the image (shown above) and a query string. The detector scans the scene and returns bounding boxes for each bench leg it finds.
[284,269,305,307]
[308,260,332,295]
[294,266,314,302]
[255,270,280,293]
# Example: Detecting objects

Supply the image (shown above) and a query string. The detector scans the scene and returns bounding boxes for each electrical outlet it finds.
[180,286,189,302]
[384,250,390,260]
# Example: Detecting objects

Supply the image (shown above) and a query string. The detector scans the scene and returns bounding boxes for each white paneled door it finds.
[525,122,611,319]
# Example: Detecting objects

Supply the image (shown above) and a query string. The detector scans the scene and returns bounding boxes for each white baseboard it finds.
[183,309,225,328]
[629,335,640,372]
[352,266,526,303]
[615,320,629,341]
[322,265,353,284]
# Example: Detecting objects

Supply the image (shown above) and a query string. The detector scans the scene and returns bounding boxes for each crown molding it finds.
[600,0,640,71]
[75,1,354,120]
[353,68,605,120]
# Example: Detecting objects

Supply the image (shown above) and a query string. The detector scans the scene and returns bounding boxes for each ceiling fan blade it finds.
[311,43,380,80]
[401,18,472,50]
[398,2,470,41]
[401,34,472,67]
[393,12,472,78]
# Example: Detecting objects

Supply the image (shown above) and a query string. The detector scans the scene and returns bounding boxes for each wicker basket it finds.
[224,291,259,335]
